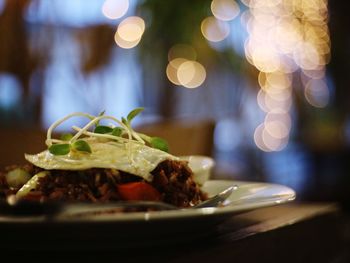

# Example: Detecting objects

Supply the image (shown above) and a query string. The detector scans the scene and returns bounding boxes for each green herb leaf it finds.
[127,107,144,123]
[95,110,106,126]
[49,144,71,155]
[150,137,169,152]
[71,140,92,153]
[122,117,128,125]
[94,125,113,134]
[60,133,73,141]
[112,127,123,137]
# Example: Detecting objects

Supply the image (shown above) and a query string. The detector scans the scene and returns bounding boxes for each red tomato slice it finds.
[117,182,161,201]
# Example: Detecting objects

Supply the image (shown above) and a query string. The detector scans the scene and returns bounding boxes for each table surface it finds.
[1,201,349,262]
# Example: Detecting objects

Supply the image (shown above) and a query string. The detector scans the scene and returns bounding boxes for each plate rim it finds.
[0,179,296,224]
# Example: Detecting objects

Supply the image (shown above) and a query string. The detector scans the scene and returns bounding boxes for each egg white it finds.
[24,141,178,181]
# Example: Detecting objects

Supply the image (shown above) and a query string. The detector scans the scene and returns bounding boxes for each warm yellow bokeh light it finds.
[278,57,299,74]
[266,72,292,89]
[114,30,141,49]
[257,89,292,113]
[265,120,290,139]
[254,123,272,152]
[257,89,269,113]
[246,21,272,42]
[114,16,145,49]
[177,61,206,88]
[259,72,292,93]
[301,68,325,80]
[252,12,278,27]
[262,125,288,151]
[166,58,188,85]
[249,0,282,9]
[294,42,321,70]
[244,0,330,151]
[265,110,292,131]
[273,19,302,54]
[118,23,143,42]
[255,122,289,152]
[201,16,230,42]
[169,58,188,68]
[264,90,292,112]
[211,0,240,21]
[102,0,129,20]
[250,46,281,73]
[168,44,197,62]
[117,16,145,42]
[265,86,292,102]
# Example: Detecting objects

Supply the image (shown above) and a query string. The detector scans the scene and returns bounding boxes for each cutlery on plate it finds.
[61,184,238,216]
[0,185,238,217]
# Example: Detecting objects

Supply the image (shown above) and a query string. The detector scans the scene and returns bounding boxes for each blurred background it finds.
[0,0,349,205]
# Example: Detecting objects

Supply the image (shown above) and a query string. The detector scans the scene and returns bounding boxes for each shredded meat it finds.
[151,160,206,207]
[0,160,207,208]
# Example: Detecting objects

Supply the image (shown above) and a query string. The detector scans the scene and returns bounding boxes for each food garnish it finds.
[23,107,175,182]
[46,107,168,156]
[0,107,207,208]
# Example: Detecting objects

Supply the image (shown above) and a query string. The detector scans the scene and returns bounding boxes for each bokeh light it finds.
[177,61,206,89]
[254,123,271,152]
[293,41,321,70]
[262,124,288,151]
[114,16,145,49]
[265,120,290,139]
[265,110,292,130]
[211,0,240,21]
[246,0,330,151]
[114,30,141,49]
[102,0,129,20]
[201,16,230,42]
[166,43,206,89]
[118,16,145,42]
[254,122,289,152]
[304,78,330,108]
[166,58,188,85]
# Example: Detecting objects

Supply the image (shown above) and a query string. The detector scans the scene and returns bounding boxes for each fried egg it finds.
[24,140,178,181]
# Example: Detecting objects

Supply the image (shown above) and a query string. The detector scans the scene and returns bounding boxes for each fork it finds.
[60,184,238,216]
[0,185,238,216]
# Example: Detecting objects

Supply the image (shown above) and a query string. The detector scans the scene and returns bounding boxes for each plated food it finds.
[0,108,208,208]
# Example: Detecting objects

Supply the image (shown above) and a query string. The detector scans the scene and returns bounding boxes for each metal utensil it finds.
[193,184,238,208]
[59,184,238,217]
[0,185,238,217]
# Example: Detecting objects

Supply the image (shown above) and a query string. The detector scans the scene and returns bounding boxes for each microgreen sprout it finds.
[71,140,92,153]
[60,133,73,141]
[138,134,169,153]
[48,144,70,155]
[46,107,170,156]
[48,140,92,155]
[94,125,113,134]
[127,107,144,123]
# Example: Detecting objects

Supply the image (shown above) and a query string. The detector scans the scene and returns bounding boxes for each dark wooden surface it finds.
[1,202,349,262]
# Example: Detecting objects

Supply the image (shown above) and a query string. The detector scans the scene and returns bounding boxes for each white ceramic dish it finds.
[0,180,296,249]
[0,180,295,223]
[180,155,215,185]
[74,179,295,221]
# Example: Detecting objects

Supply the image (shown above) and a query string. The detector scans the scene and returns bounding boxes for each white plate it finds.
[62,179,295,222]
[0,180,296,223]
[0,180,296,249]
